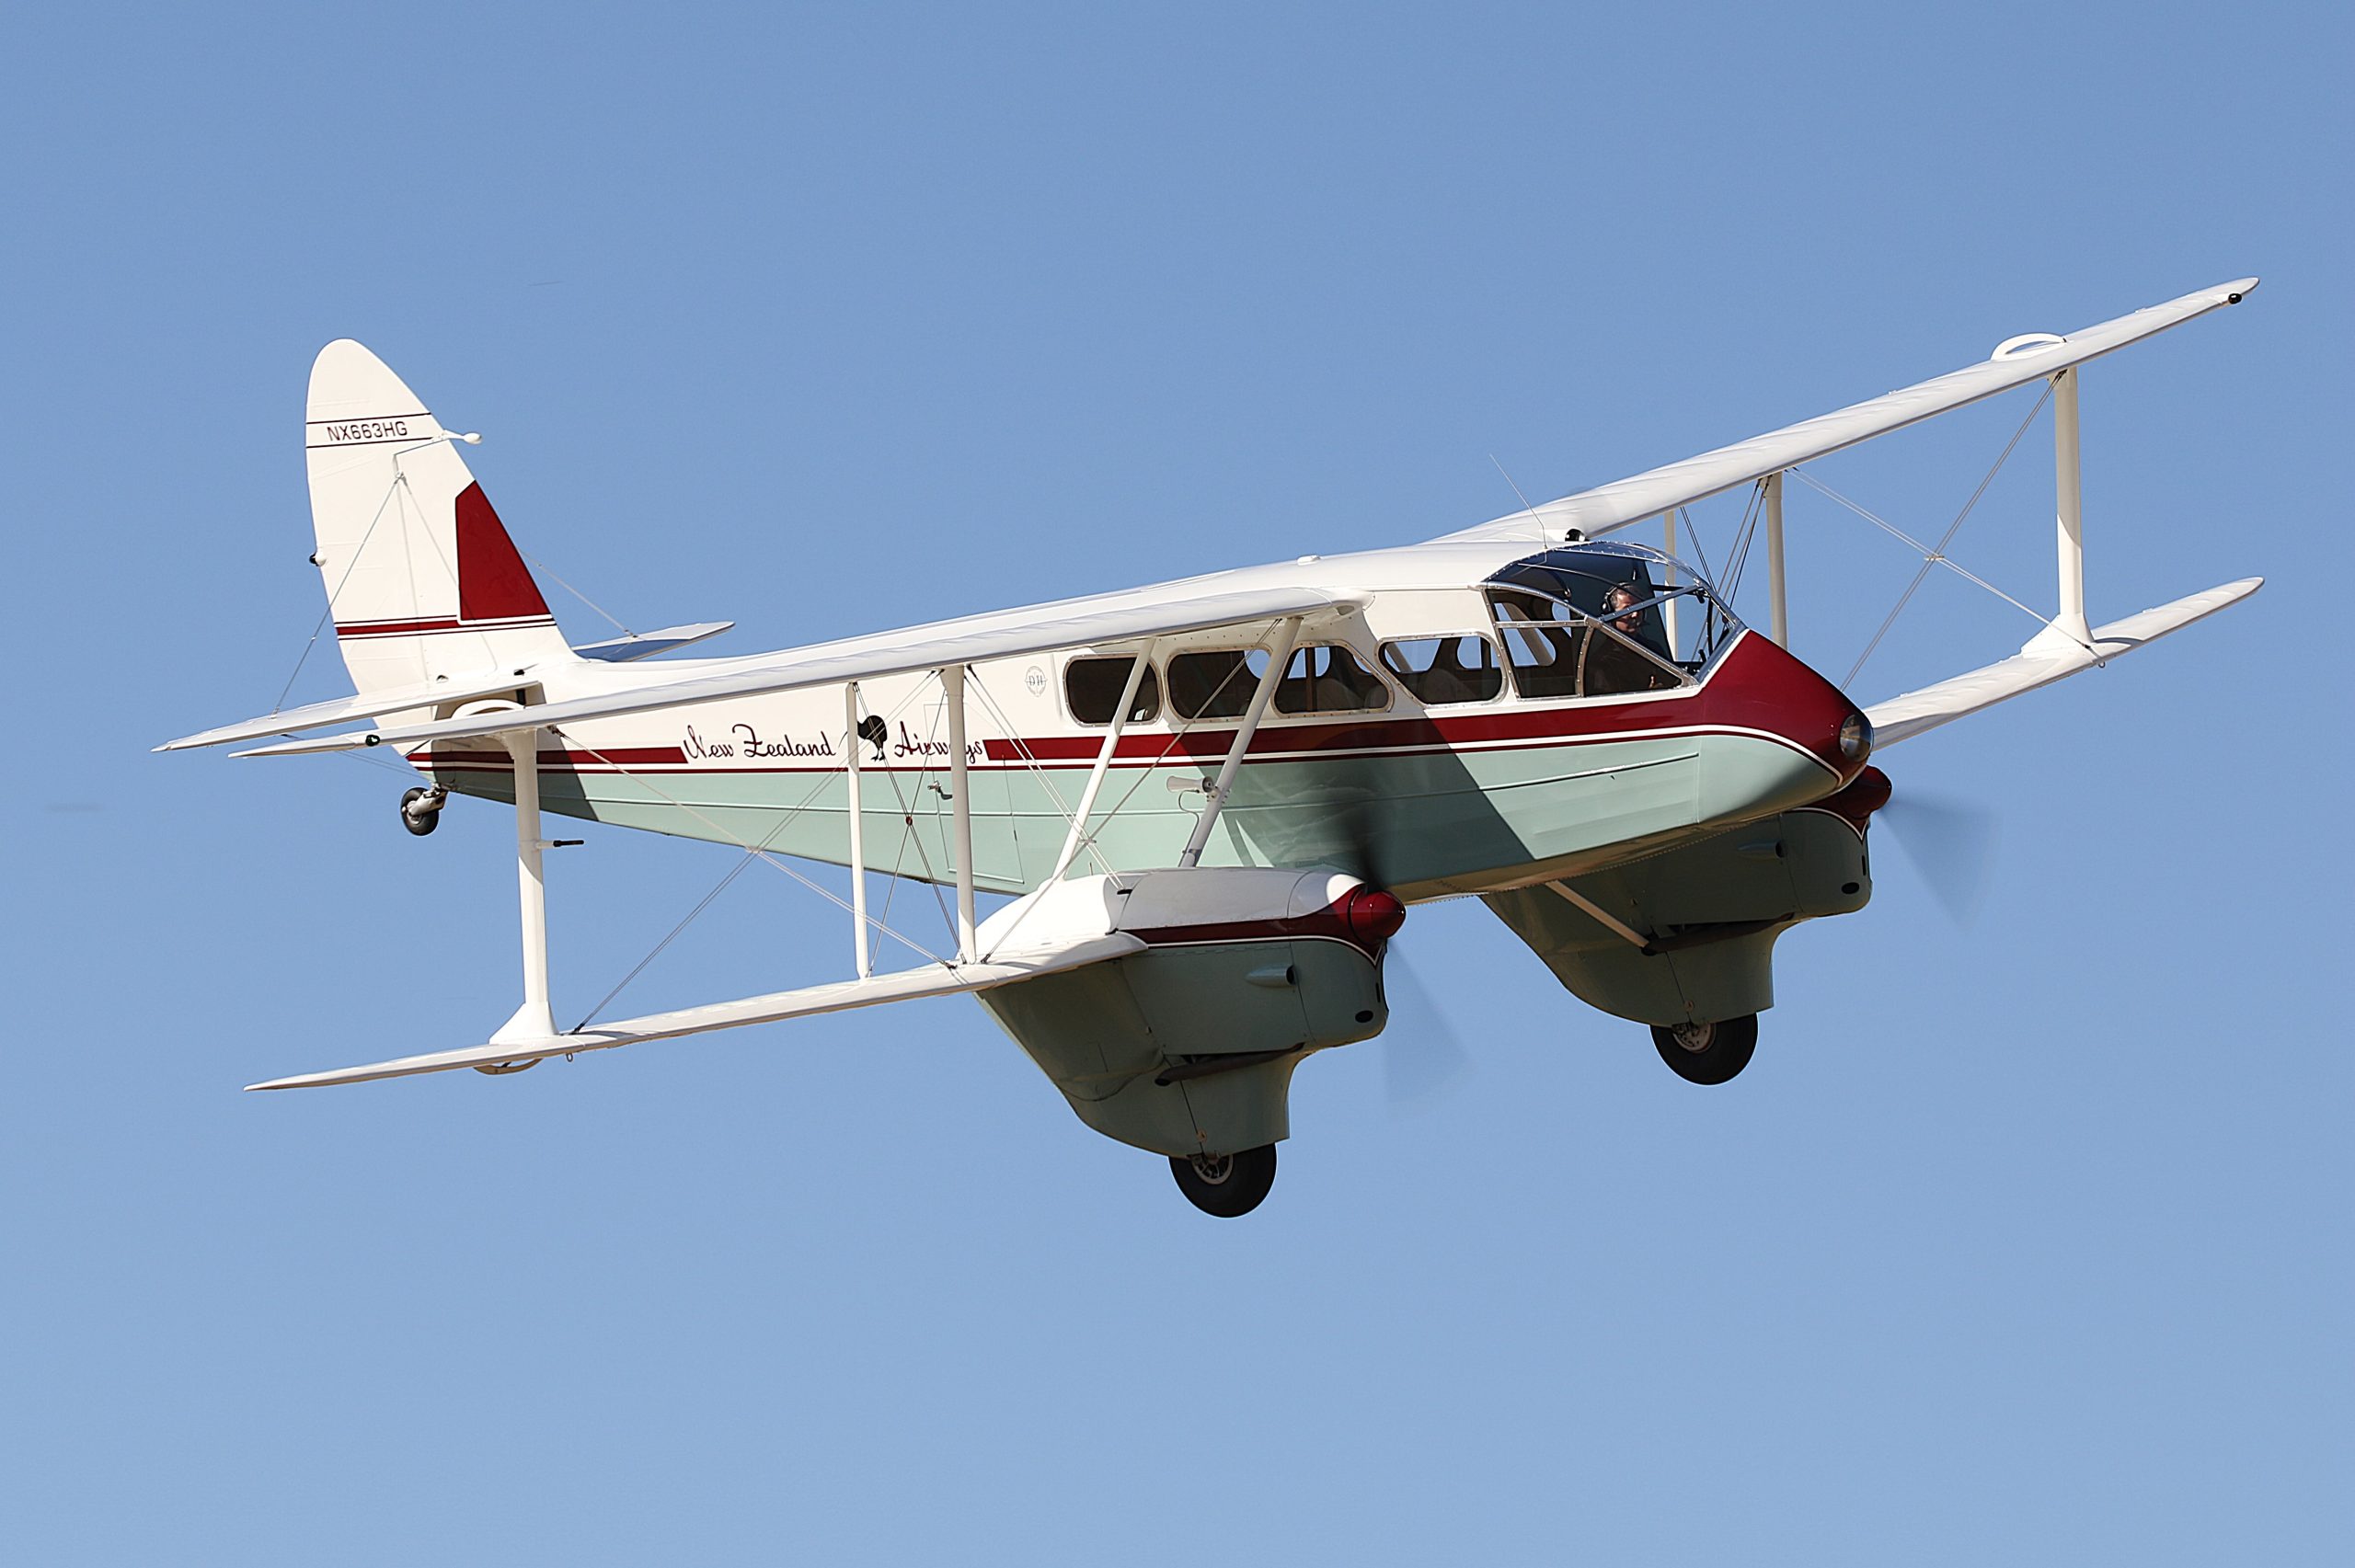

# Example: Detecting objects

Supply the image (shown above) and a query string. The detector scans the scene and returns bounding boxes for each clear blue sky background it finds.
[5,4,2347,1562]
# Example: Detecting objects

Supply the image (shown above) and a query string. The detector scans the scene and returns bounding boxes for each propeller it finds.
[1379,937,1475,1110]
[1877,784,2002,925]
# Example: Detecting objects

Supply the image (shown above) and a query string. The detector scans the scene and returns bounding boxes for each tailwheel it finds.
[1168,1144,1278,1218]
[1651,1014,1758,1085]
[399,784,448,837]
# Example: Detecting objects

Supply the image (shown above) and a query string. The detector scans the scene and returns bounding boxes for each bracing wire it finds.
[963,665,1112,879]
[521,549,634,636]
[270,474,408,713]
[1720,479,1769,602]
[1676,505,1716,586]
[551,732,950,996]
[1828,381,2059,685]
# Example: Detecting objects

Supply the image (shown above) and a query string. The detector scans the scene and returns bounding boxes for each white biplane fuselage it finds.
[411,537,1860,905]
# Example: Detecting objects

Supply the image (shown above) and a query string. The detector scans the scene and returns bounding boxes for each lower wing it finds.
[1863,577,2259,747]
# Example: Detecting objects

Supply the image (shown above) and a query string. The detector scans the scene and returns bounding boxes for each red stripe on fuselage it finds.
[417,746,690,769]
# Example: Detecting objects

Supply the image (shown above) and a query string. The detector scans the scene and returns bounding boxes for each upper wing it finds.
[224,584,1366,756]
[1438,278,2258,544]
[1864,577,2261,747]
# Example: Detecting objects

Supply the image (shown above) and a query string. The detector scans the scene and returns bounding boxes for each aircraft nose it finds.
[1694,633,1876,816]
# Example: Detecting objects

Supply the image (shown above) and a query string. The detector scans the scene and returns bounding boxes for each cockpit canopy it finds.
[1483,540,1741,698]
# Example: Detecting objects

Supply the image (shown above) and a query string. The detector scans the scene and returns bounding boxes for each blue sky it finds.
[4,4,2348,1562]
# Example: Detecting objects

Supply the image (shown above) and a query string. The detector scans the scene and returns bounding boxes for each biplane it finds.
[166,279,2262,1215]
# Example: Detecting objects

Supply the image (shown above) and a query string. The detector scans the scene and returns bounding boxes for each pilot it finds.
[1580,582,1674,695]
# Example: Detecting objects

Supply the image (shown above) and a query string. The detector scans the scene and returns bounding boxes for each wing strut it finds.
[1662,511,1683,653]
[944,665,977,962]
[1763,471,1789,647]
[1047,643,1155,884]
[2052,365,2091,647]
[1179,614,1304,868]
[845,681,871,979]
[494,724,557,1048]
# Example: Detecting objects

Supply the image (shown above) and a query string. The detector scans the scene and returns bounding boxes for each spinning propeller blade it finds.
[1380,940,1475,1110]
[1878,786,2002,926]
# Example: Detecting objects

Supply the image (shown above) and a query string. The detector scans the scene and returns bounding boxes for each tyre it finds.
[398,786,443,836]
[1650,1014,1758,1085]
[1168,1143,1279,1217]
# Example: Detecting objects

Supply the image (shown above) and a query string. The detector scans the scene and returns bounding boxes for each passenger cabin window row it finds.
[1063,608,1670,726]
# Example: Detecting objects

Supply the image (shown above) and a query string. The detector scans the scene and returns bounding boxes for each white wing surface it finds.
[1864,578,2261,747]
[1440,278,2257,544]
[234,584,1366,755]
[246,933,1148,1090]
[157,670,544,752]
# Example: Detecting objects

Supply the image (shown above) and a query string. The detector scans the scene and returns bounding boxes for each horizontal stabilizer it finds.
[571,622,734,662]
[157,670,540,751]
[1864,577,2261,747]
[245,584,1368,756]
[245,933,1147,1091]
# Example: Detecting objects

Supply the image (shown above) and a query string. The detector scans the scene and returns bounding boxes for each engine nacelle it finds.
[1481,786,1878,1029]
[972,868,1404,1158]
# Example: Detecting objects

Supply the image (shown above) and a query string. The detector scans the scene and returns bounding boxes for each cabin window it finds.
[1379,635,1503,705]
[1167,644,1394,720]
[1166,648,1271,720]
[1488,589,1680,699]
[1580,620,1678,695]
[1488,590,1584,699]
[1275,644,1392,715]
[1063,656,1161,726]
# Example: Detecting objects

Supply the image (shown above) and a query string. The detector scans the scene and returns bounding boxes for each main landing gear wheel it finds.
[1651,1014,1759,1085]
[1169,1144,1278,1218]
[398,785,447,837]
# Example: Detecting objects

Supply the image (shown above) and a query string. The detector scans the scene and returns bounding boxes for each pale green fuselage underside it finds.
[434,726,1838,904]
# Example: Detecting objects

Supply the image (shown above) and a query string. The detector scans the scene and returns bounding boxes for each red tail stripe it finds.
[335,613,557,639]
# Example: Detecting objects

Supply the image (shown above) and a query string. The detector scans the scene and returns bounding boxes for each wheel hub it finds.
[1188,1152,1235,1185]
[1670,1021,1716,1053]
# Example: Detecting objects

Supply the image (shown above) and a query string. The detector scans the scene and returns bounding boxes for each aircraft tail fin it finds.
[304,340,576,695]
